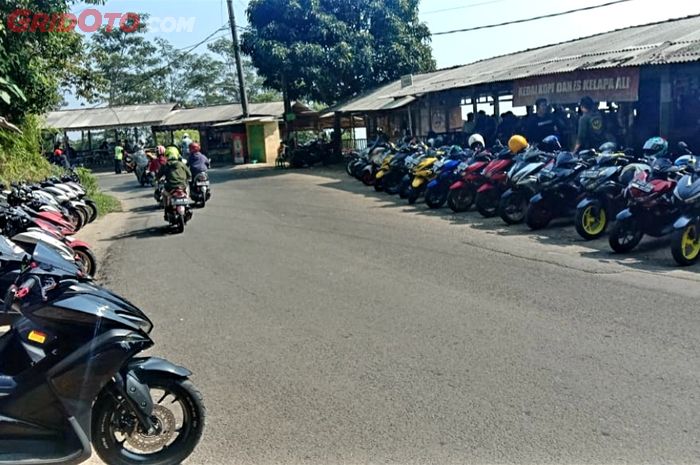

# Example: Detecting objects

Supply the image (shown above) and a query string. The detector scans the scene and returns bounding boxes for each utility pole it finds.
[226,0,249,117]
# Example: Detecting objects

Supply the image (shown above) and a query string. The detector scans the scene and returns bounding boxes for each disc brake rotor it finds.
[124,404,177,453]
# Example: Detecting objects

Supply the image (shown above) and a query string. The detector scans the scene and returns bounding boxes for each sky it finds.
[67,0,700,108]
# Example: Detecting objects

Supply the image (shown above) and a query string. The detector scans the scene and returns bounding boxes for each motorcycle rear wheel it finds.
[425,187,447,209]
[608,218,643,253]
[671,223,700,266]
[175,216,185,234]
[92,376,205,465]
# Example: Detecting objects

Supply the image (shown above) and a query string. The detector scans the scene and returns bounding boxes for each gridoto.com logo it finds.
[6,9,196,34]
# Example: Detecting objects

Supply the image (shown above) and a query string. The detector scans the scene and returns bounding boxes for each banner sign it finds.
[513,67,640,107]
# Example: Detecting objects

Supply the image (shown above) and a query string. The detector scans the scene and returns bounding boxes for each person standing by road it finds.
[573,96,605,153]
[181,133,193,158]
[525,98,558,146]
[114,140,124,174]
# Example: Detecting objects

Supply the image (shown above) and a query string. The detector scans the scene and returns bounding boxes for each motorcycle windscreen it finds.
[0,235,28,262]
[32,241,82,277]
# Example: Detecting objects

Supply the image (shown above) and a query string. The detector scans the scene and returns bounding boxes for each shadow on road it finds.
[109,226,171,240]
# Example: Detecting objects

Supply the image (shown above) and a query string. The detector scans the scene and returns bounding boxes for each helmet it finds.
[539,135,561,153]
[642,137,668,158]
[508,135,528,154]
[189,142,201,154]
[674,155,697,169]
[598,142,618,153]
[182,133,190,139]
[156,145,166,156]
[468,134,485,150]
[165,146,180,160]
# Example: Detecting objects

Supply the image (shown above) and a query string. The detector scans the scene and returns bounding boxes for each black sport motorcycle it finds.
[0,242,205,465]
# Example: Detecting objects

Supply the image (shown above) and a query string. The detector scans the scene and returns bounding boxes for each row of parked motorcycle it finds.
[0,170,205,463]
[346,134,700,267]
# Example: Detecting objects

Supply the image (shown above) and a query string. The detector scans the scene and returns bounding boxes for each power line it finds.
[433,0,636,36]
[422,0,508,16]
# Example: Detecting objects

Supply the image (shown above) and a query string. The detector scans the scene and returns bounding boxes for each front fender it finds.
[412,177,426,189]
[477,183,494,194]
[375,170,386,180]
[616,208,633,222]
[449,180,465,190]
[128,356,192,379]
[67,239,92,250]
[576,197,596,210]
[529,193,544,204]
[674,215,695,230]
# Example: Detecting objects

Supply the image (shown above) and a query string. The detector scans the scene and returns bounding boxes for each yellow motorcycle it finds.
[374,153,395,192]
[407,155,439,204]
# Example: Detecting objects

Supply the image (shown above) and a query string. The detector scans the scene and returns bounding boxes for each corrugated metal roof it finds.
[45,104,176,131]
[388,14,700,98]
[158,102,285,127]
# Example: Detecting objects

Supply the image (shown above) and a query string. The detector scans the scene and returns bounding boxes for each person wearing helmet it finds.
[187,142,210,179]
[148,145,167,175]
[180,133,193,158]
[468,133,485,152]
[158,147,192,213]
[574,96,605,153]
[508,135,529,154]
[642,137,669,160]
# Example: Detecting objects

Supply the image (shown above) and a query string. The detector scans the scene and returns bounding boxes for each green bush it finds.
[0,115,54,184]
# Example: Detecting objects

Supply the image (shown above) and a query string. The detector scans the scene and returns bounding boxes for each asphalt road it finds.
[93,166,700,465]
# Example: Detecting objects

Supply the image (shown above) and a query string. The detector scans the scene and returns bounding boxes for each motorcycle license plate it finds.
[631,181,653,193]
[197,181,209,186]
[581,170,599,179]
[172,199,190,205]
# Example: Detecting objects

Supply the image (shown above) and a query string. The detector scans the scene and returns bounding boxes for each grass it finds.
[74,167,121,217]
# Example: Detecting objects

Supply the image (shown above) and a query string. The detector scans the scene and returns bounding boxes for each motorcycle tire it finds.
[84,199,99,223]
[425,187,448,209]
[68,208,85,232]
[92,375,205,465]
[575,201,608,240]
[407,187,420,205]
[608,218,643,253]
[361,170,375,186]
[399,180,412,199]
[671,222,700,266]
[475,190,499,218]
[176,216,186,234]
[384,175,402,196]
[447,186,475,213]
[374,178,384,192]
[499,192,527,225]
[346,160,355,176]
[526,203,554,230]
[74,246,98,276]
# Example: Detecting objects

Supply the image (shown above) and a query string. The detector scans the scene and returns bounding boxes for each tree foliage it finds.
[241,0,435,105]
[0,0,104,122]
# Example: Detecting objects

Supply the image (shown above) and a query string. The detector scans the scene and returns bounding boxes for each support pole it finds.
[226,0,249,118]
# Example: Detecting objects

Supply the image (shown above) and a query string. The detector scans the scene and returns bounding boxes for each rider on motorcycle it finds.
[148,145,167,174]
[187,142,210,180]
[158,147,191,216]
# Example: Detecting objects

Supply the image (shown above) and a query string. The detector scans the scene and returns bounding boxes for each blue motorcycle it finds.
[424,149,471,209]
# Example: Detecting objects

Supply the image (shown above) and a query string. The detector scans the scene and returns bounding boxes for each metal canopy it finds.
[44,104,176,131]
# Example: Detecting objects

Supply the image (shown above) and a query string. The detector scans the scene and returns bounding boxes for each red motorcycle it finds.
[475,152,517,218]
[609,158,681,253]
[165,187,193,233]
[446,151,494,213]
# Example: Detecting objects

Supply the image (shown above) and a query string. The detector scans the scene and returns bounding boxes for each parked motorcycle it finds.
[608,157,682,254]
[526,151,594,230]
[475,149,519,218]
[669,155,700,265]
[446,149,497,213]
[498,150,555,224]
[574,152,650,240]
[406,153,440,205]
[0,242,205,465]
[424,148,471,209]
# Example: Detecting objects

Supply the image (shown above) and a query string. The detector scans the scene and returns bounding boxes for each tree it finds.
[241,0,435,106]
[88,15,169,106]
[207,37,282,104]
[0,0,104,122]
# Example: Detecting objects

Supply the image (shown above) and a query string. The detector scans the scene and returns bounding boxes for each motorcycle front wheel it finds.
[475,190,499,218]
[608,218,643,253]
[447,186,475,213]
[671,222,700,266]
[425,186,448,209]
[575,201,608,240]
[92,376,205,465]
[525,202,554,230]
[74,246,98,276]
[498,192,527,225]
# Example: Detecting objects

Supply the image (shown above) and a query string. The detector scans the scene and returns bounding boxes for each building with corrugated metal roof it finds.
[329,14,700,150]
